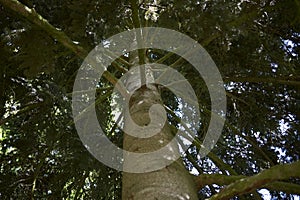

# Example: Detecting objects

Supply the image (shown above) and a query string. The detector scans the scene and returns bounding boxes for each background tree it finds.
[0,0,300,199]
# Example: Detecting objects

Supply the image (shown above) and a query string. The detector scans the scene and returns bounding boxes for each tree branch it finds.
[264,181,300,195]
[224,76,300,87]
[194,174,300,196]
[194,174,246,189]
[0,0,123,90]
[0,0,87,58]
[206,161,300,200]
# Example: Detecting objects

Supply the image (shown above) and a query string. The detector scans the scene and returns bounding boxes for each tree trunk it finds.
[121,50,198,200]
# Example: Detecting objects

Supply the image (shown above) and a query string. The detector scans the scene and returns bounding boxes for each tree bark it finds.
[121,50,198,200]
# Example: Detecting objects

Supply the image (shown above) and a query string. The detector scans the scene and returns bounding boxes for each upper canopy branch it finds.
[0,0,87,58]
[0,0,127,94]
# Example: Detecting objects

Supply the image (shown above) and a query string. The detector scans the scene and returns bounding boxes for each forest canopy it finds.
[0,0,300,199]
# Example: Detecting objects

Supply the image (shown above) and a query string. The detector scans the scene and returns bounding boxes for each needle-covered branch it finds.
[0,0,87,58]
[0,0,123,89]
